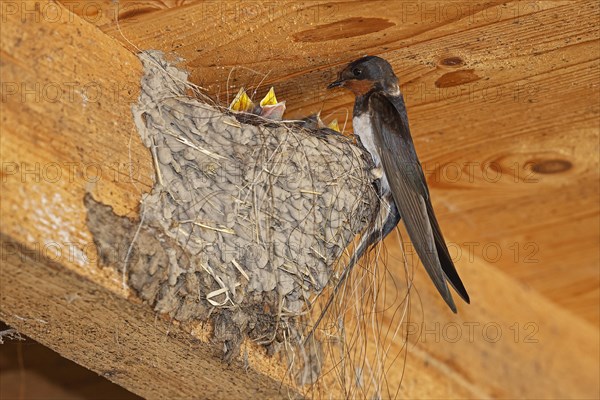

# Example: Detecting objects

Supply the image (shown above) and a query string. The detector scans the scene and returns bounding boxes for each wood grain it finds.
[0,321,140,399]
[2,0,599,398]
[58,0,600,326]
[0,234,294,399]
[0,1,291,397]
[382,234,600,399]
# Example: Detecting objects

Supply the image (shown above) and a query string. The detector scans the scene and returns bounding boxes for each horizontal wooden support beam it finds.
[63,0,600,326]
[2,1,598,399]
[0,234,292,399]
[0,1,292,398]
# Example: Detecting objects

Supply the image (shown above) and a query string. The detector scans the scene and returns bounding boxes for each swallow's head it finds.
[328,56,399,96]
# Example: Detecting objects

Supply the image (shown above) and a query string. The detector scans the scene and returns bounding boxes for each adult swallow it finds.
[326,56,470,313]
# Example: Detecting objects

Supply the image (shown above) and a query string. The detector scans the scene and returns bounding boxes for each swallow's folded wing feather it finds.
[369,92,469,311]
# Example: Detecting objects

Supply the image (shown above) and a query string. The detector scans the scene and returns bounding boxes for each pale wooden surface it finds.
[0,321,140,399]
[0,1,292,398]
[60,0,600,327]
[1,238,295,399]
[1,0,599,398]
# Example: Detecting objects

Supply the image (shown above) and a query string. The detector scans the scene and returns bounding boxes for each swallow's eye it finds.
[352,68,362,77]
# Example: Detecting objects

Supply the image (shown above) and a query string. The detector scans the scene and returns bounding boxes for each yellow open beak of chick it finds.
[229,87,340,132]
[229,87,286,121]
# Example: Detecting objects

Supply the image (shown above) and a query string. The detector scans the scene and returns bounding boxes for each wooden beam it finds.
[2,1,599,399]
[59,0,600,325]
[378,237,600,398]
[0,1,292,398]
[0,234,293,399]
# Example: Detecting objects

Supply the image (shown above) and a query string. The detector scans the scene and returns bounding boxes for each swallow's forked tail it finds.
[304,196,400,345]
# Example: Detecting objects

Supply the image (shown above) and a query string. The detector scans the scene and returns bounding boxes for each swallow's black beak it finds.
[327,80,344,89]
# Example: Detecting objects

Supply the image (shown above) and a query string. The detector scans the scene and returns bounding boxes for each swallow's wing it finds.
[369,92,469,311]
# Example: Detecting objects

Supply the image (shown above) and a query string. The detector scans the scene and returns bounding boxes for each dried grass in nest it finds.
[93,50,380,376]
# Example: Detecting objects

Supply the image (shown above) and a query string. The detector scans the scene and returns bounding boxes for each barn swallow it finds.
[323,56,470,318]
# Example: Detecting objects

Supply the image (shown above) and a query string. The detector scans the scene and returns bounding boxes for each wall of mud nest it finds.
[85,50,378,364]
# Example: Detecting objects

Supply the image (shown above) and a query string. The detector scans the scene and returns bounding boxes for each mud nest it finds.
[86,50,379,362]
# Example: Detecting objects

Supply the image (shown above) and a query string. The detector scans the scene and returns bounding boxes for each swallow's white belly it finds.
[353,114,379,165]
[353,114,390,192]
